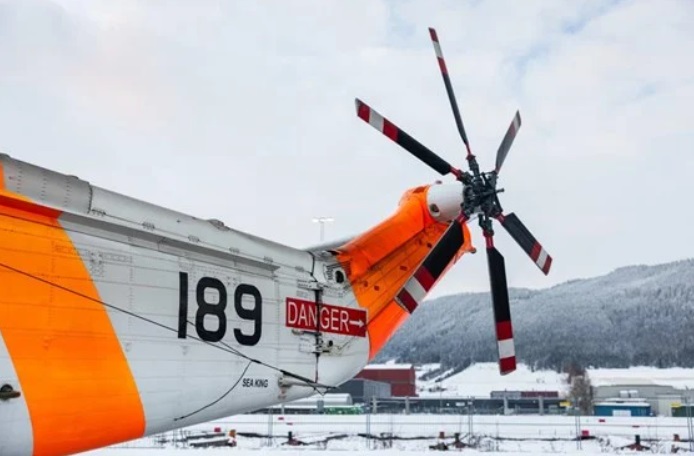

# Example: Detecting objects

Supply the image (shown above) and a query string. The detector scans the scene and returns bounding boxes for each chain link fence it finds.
[109,396,694,452]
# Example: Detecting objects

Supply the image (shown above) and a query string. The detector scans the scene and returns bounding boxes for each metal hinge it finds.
[297,279,323,291]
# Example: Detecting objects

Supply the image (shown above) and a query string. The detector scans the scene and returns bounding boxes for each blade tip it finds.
[428,27,438,41]
[499,357,517,375]
[355,98,370,121]
[542,256,553,275]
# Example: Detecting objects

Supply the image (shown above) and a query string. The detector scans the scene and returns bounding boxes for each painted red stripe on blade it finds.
[382,119,398,141]
[414,267,436,291]
[530,243,541,261]
[499,356,517,374]
[496,320,513,341]
[437,57,448,75]
[396,289,418,313]
[542,256,553,275]
[485,234,494,249]
[357,102,370,122]
[429,28,439,42]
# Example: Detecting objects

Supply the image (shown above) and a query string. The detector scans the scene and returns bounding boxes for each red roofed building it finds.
[355,364,417,397]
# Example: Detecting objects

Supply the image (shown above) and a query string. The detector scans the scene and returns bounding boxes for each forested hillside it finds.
[375,259,694,373]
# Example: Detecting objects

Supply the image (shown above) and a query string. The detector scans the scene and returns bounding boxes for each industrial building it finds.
[364,396,565,415]
[255,365,694,418]
[592,384,694,417]
[593,399,652,417]
[264,394,360,415]
[355,364,417,397]
[333,378,391,403]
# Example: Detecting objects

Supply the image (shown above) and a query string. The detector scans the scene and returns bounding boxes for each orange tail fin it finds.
[335,184,473,359]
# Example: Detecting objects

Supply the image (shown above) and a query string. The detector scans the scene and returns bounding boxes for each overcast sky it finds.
[0,0,692,299]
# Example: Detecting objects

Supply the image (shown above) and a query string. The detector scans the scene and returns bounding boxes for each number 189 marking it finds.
[178,272,262,346]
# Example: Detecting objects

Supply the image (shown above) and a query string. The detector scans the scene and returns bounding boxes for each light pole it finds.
[312,217,334,242]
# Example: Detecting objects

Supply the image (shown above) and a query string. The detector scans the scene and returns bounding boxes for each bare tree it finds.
[569,369,593,415]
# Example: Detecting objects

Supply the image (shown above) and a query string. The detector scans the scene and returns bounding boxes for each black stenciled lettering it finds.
[178,272,189,339]
[195,277,227,342]
[234,284,262,346]
[241,377,268,388]
[178,273,263,345]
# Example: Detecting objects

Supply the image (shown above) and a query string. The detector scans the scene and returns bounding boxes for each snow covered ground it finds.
[82,449,633,456]
[82,447,661,456]
[80,364,694,454]
[81,413,694,455]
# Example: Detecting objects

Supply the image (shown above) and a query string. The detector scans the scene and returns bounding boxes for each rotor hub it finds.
[459,167,504,221]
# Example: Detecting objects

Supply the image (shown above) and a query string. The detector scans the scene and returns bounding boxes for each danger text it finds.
[285,298,366,337]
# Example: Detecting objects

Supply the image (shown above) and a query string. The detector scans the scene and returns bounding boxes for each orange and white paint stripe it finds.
[0,162,146,456]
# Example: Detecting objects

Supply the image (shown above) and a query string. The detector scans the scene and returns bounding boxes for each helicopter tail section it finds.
[334,183,473,359]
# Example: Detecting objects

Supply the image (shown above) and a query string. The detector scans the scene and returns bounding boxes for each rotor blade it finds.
[428,27,472,157]
[395,215,466,314]
[497,213,552,275]
[485,233,516,375]
[495,111,521,174]
[355,98,462,178]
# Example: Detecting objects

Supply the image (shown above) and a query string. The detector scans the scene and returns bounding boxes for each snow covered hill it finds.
[416,362,569,397]
[413,362,694,398]
[376,258,694,373]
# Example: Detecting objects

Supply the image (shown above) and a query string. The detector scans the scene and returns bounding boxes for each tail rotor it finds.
[355,27,553,375]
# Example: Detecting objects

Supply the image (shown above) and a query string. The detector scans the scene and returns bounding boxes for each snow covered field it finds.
[82,448,650,456]
[81,364,694,454]
[81,413,694,455]
[82,450,624,456]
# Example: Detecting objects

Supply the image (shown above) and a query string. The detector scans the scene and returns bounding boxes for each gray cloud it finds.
[0,0,692,299]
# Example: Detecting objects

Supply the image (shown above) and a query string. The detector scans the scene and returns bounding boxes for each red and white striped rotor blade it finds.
[429,27,472,157]
[484,232,516,375]
[395,215,466,314]
[496,213,552,275]
[355,98,462,178]
[495,111,521,174]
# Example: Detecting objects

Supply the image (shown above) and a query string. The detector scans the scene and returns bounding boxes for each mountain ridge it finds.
[375,258,694,372]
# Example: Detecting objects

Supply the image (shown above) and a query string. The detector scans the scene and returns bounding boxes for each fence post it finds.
[686,396,694,452]
[468,396,474,443]
[495,418,500,451]
[267,406,273,447]
[365,404,372,450]
[574,403,582,451]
